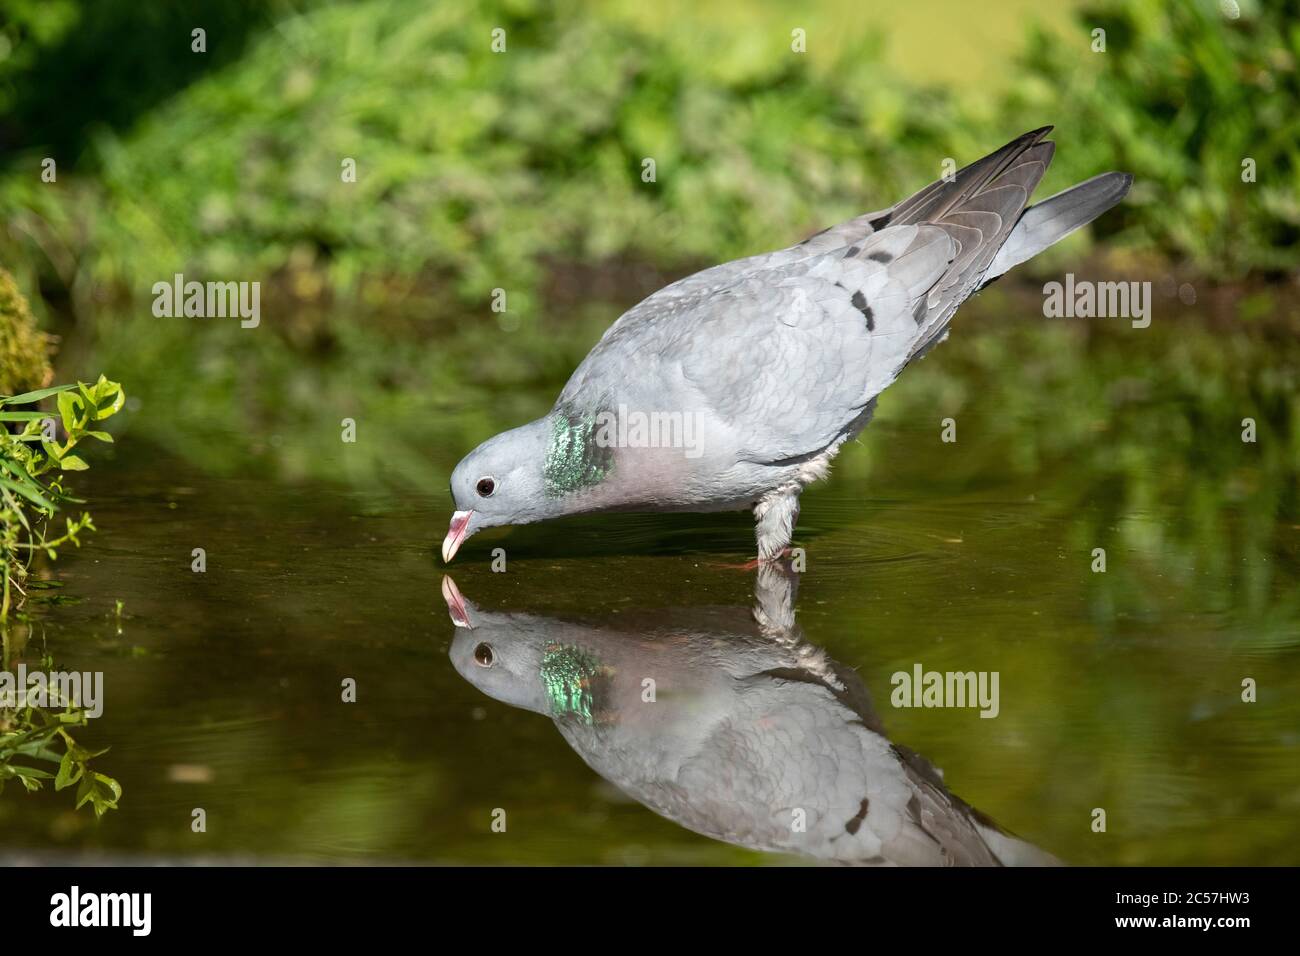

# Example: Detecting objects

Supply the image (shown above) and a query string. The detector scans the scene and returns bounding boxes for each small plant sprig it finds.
[0,686,122,817]
[0,375,125,815]
[0,375,125,621]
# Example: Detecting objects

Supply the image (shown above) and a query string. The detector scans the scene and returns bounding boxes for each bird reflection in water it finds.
[441,565,1058,866]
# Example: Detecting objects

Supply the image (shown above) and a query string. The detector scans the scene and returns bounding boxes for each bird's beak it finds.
[441,575,472,627]
[441,510,474,563]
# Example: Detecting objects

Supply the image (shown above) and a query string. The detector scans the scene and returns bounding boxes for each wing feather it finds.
[559,129,1065,470]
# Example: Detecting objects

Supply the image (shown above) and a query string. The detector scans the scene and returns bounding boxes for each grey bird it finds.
[443,127,1131,561]
[441,568,1060,866]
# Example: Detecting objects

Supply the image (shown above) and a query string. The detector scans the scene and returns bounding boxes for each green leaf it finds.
[0,459,59,510]
[0,485,33,533]
[0,476,54,511]
[55,749,83,791]
[10,765,54,792]
[0,384,76,406]
[0,457,48,488]
[87,378,125,421]
[58,455,89,471]
[75,771,122,817]
[0,410,50,421]
[57,391,82,434]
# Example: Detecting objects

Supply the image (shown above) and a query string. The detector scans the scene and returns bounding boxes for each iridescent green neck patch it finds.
[544,411,613,498]
[540,643,603,724]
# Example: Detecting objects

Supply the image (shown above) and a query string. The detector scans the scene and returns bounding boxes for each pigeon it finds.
[441,567,1060,866]
[443,127,1131,561]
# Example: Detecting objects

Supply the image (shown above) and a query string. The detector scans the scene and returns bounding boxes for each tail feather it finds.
[983,171,1134,284]
[976,822,1064,867]
[900,130,1056,360]
[891,126,1054,228]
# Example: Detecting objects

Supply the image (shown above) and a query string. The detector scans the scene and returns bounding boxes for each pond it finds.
[0,287,1296,865]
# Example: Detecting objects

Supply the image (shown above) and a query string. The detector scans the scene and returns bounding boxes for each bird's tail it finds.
[893,126,1058,362]
[893,742,1063,866]
[982,171,1134,285]
[975,820,1064,867]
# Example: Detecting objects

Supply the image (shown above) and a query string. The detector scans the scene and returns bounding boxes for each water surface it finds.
[1,293,1296,865]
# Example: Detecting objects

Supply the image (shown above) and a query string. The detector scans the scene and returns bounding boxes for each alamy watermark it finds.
[0,664,103,718]
[1043,273,1151,328]
[593,404,703,459]
[151,273,260,328]
[50,886,150,936]
[891,663,999,718]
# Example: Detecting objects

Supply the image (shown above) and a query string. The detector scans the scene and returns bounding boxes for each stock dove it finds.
[441,569,1059,866]
[443,128,1130,561]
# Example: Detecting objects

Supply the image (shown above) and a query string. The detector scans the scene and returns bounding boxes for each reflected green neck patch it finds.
[544,411,613,497]
[540,644,602,724]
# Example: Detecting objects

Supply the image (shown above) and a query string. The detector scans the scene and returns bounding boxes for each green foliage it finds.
[0,375,124,621]
[0,0,954,316]
[0,666,121,817]
[9,0,1299,328]
[0,267,52,397]
[1,0,1294,316]
[0,0,82,119]
[0,0,288,162]
[1002,0,1300,276]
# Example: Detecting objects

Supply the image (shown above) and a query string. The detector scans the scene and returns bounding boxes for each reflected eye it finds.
[473,643,495,667]
[476,476,496,497]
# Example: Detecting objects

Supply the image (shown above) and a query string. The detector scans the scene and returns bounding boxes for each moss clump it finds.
[0,268,52,397]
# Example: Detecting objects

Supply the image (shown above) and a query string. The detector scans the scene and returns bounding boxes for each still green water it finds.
[0,291,1296,865]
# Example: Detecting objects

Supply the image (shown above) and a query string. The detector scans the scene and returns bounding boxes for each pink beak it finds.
[441,575,471,627]
[441,510,474,563]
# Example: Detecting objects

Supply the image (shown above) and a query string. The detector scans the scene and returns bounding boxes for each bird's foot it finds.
[712,548,793,571]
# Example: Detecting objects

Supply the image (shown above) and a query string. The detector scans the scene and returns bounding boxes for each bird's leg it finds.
[752,561,799,637]
[754,489,800,563]
[715,548,792,572]
[710,490,800,570]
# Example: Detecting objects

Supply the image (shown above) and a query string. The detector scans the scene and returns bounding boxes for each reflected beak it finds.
[441,510,474,563]
[441,575,471,628]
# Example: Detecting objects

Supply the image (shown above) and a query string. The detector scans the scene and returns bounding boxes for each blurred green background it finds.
[0,0,1293,491]
[0,0,1295,865]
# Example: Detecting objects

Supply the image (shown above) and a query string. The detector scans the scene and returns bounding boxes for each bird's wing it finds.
[634,126,1054,339]
[635,676,1002,865]
[559,130,1055,463]
[674,223,957,463]
[630,206,898,311]
[558,223,955,463]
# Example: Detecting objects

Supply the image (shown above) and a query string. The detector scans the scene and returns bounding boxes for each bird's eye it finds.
[473,643,495,667]
[476,476,496,497]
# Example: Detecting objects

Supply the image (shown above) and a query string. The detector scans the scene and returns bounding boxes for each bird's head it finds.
[443,419,552,561]
[443,576,599,719]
